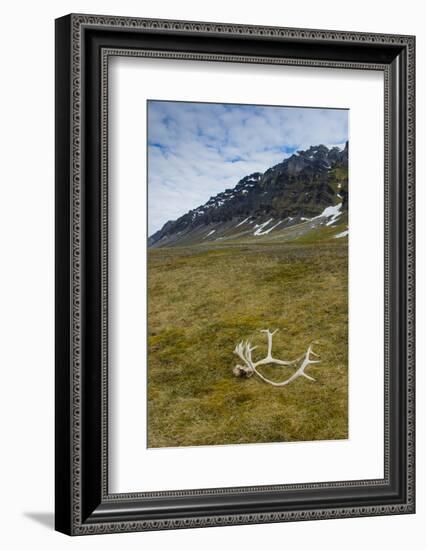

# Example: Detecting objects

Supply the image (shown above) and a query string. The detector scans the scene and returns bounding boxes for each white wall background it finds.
[0,0,422,548]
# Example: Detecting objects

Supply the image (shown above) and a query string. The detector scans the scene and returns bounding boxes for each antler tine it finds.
[233,342,242,356]
[309,340,322,357]
[234,342,252,369]
[309,346,320,358]
[307,344,321,363]
[245,343,257,365]
[260,328,278,335]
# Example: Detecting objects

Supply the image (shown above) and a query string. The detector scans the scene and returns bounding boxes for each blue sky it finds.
[148,101,348,234]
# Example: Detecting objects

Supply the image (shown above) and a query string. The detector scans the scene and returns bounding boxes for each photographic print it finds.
[147,100,349,448]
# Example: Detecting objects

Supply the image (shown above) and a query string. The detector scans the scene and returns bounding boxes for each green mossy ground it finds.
[147,231,348,448]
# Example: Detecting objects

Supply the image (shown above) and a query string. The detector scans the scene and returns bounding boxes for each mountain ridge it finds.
[149,142,348,248]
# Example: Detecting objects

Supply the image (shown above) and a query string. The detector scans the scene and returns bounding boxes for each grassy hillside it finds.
[147,227,348,448]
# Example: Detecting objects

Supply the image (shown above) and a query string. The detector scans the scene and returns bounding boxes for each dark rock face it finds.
[148,143,348,247]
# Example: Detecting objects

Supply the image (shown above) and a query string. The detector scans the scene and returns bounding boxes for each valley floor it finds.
[147,236,348,448]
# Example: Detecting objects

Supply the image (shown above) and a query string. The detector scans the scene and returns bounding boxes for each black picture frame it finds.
[55,13,415,535]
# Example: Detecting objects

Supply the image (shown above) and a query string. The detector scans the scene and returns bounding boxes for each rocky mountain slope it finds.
[148,143,348,247]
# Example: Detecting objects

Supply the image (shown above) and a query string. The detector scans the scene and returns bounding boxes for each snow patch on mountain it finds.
[257,220,284,236]
[236,217,250,228]
[253,218,286,236]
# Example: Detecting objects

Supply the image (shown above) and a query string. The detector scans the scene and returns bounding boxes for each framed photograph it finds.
[55,14,415,535]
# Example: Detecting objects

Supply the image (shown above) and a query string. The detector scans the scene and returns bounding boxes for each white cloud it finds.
[148,101,348,234]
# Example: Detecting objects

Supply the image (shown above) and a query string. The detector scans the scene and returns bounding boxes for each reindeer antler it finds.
[233,329,320,387]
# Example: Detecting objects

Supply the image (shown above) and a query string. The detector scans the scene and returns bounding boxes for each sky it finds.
[147,101,348,235]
